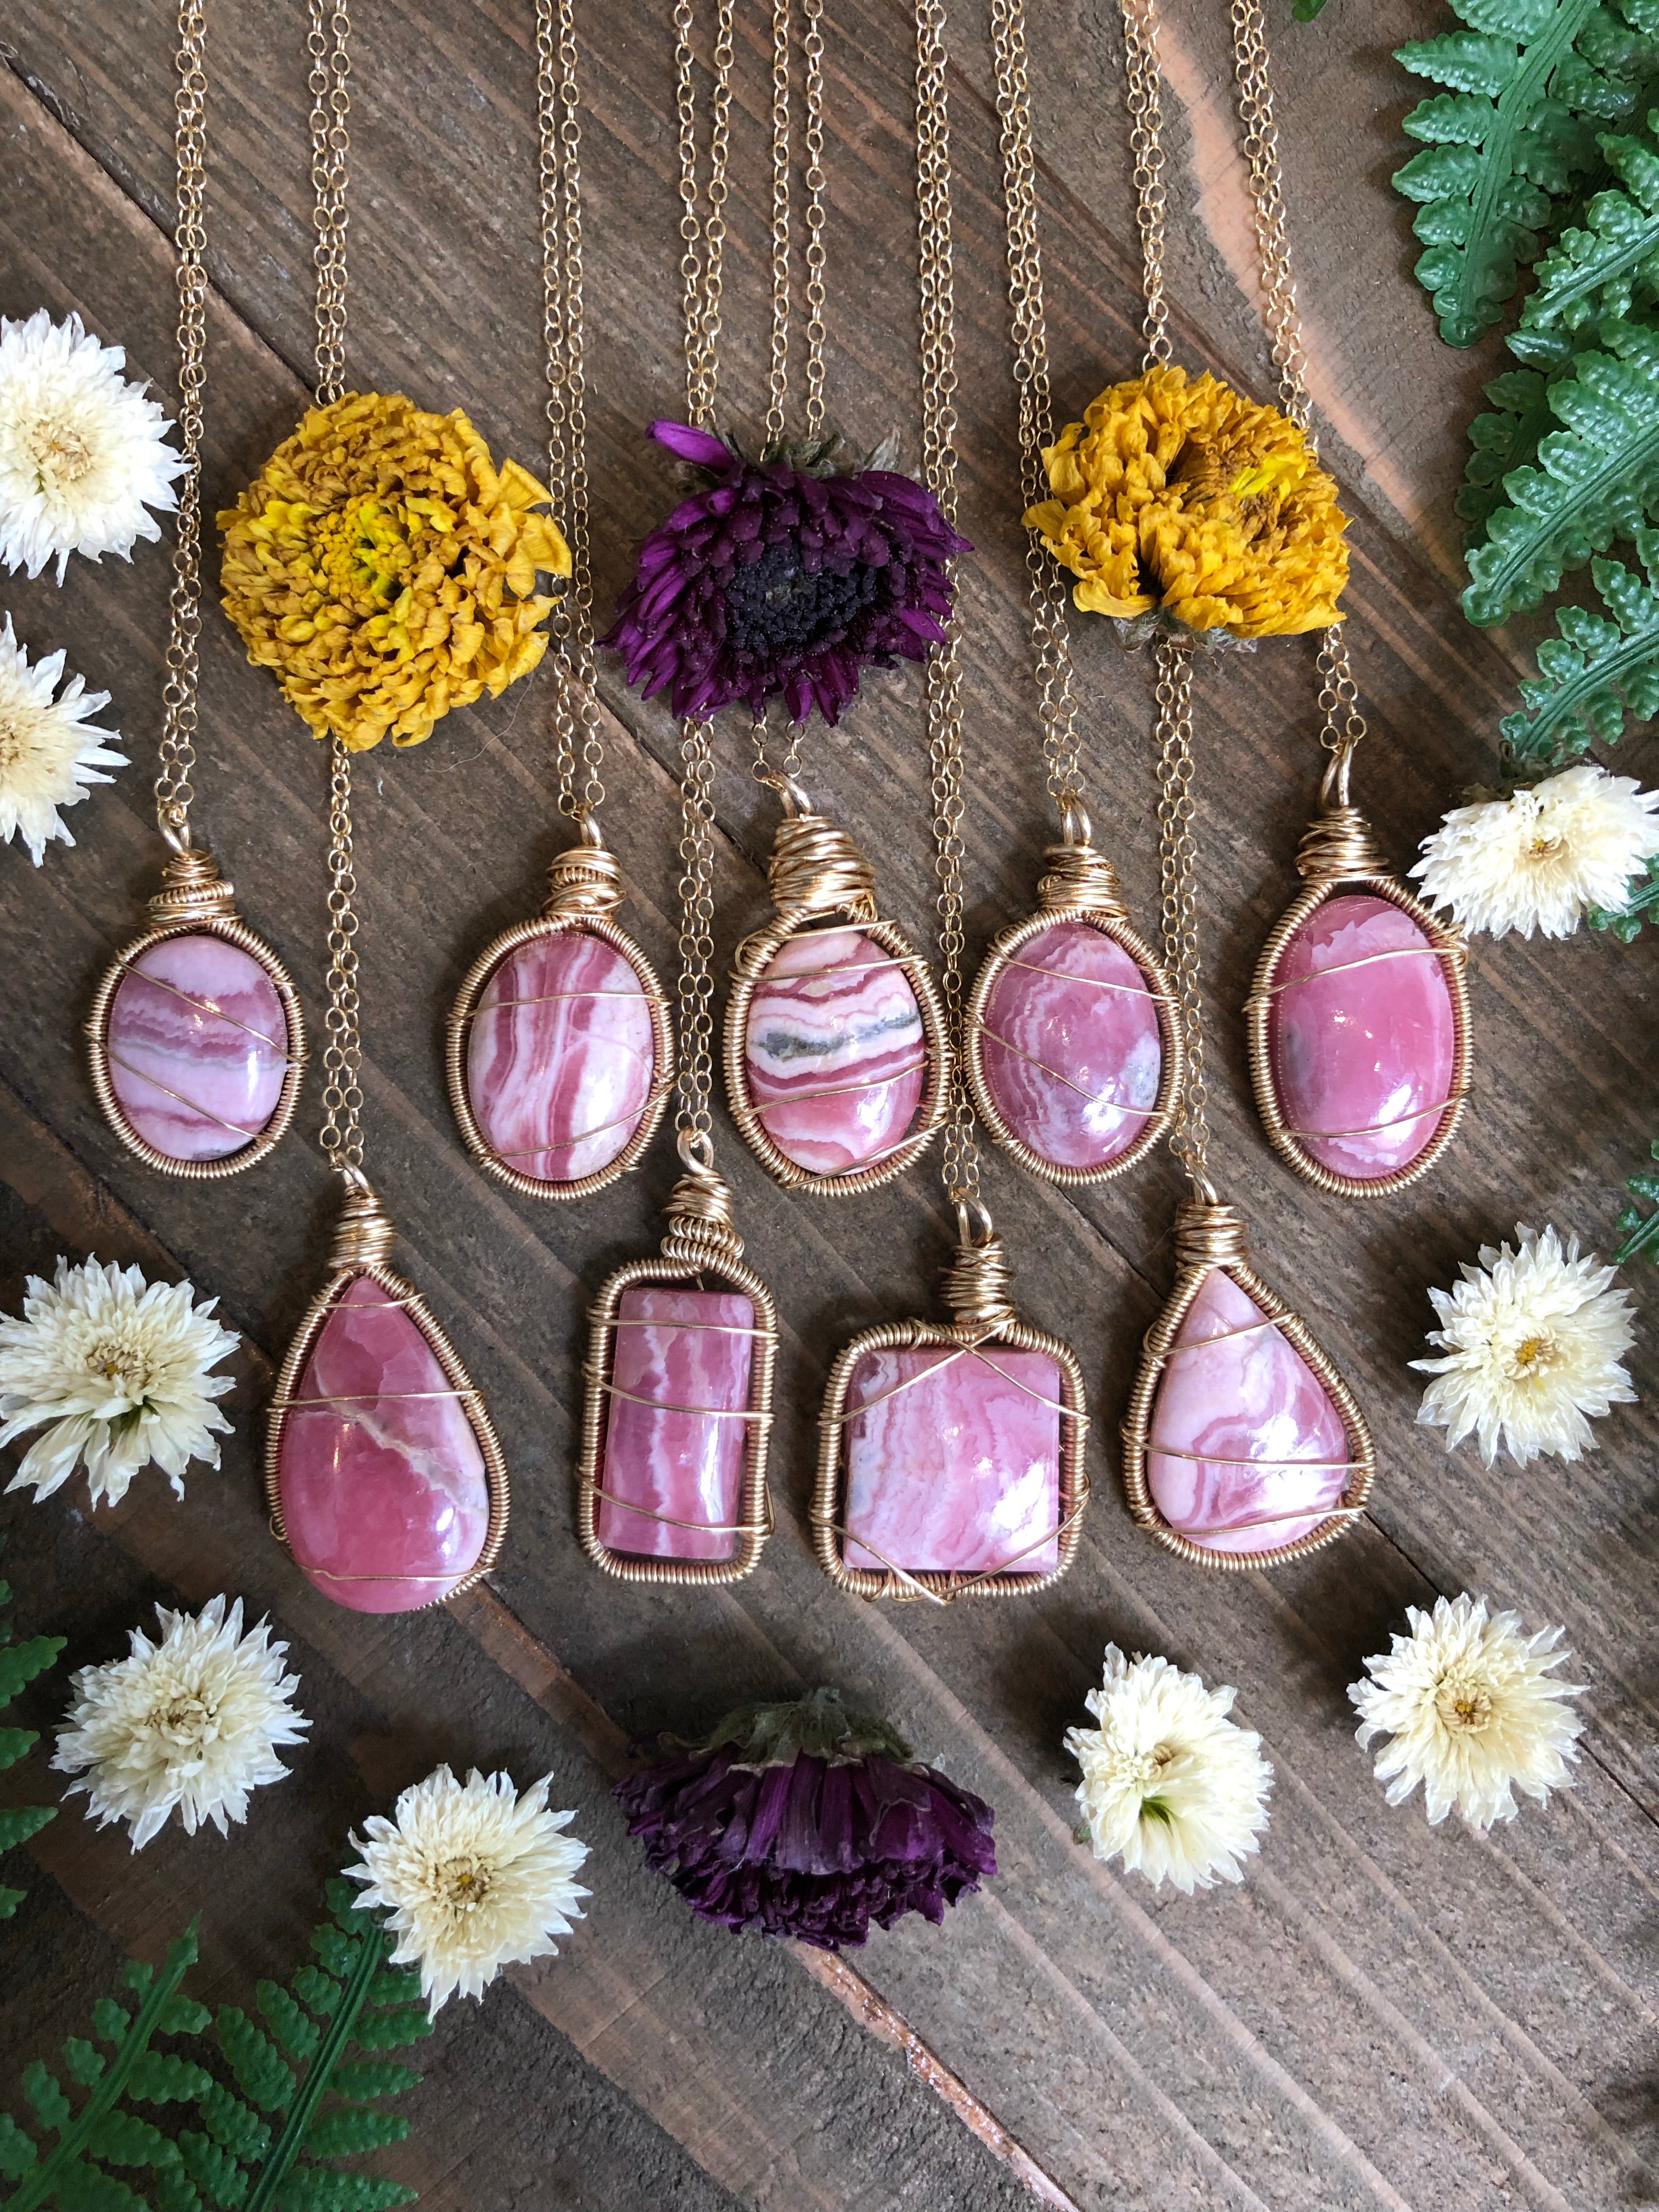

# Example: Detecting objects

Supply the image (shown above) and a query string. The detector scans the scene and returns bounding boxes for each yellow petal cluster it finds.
[218,392,571,751]
[1024,366,1348,639]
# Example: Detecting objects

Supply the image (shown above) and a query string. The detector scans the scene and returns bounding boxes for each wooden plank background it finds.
[2,3,1656,2207]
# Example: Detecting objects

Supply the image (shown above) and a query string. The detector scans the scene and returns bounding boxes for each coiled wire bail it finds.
[759,776,880,924]
[943,1199,1017,1333]
[148,840,238,923]
[1297,735,1389,884]
[326,1172,398,1272]
[1036,801,1128,917]
[1172,1195,1249,1271]
[543,811,627,918]
[663,1128,747,1267]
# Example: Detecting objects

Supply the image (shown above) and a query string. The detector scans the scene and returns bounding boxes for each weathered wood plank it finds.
[2,2,1657,2207]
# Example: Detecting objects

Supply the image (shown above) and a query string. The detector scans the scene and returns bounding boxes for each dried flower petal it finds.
[1025,365,1348,639]
[0,614,127,865]
[1412,764,1659,940]
[219,392,571,752]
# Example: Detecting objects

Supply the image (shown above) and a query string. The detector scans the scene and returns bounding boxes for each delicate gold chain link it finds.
[307,0,351,405]
[802,0,828,436]
[154,0,208,850]
[1119,0,1172,374]
[538,0,603,821]
[676,0,733,428]
[319,733,365,1174]
[765,0,791,445]
[915,0,977,1210]
[1152,638,1211,1188]
[675,719,720,1146]
[989,0,1085,817]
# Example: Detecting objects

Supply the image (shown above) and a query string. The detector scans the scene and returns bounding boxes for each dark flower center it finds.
[721,543,883,663]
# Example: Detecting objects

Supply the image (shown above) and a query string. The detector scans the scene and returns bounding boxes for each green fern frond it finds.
[1463,314,1659,620]
[0,1891,427,2212]
[1393,0,1659,347]
[1518,111,1659,337]
[0,1563,66,1921]
[1500,527,1659,760]
[1592,847,1659,930]
[1460,365,1565,528]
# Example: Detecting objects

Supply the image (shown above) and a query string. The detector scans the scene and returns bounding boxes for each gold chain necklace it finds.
[810,0,1090,1607]
[445,0,674,1203]
[263,0,510,1615]
[86,0,307,1181]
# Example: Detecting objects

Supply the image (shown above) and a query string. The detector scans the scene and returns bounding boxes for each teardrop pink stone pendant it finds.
[724,799,952,1197]
[448,833,673,1201]
[1121,1198,1374,1569]
[966,829,1182,1185]
[87,845,306,1178]
[1246,796,1469,1199]
[575,1148,777,1584]
[267,1180,509,1612]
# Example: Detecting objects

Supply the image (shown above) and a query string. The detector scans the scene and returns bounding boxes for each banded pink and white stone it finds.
[1267,893,1455,1183]
[1146,1270,1351,1556]
[107,933,287,1162]
[743,926,925,1177]
[596,1285,756,1562]
[842,1342,1062,1577]
[979,920,1163,1171]
[276,1276,490,1613]
[465,929,656,1184]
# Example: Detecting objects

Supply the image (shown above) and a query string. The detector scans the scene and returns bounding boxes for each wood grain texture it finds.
[1,3,1656,2208]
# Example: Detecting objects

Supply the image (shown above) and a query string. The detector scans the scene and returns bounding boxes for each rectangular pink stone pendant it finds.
[577,1167,777,1584]
[813,1228,1088,1601]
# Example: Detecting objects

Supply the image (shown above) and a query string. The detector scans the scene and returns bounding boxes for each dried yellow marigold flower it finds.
[219,392,571,752]
[1024,365,1348,640]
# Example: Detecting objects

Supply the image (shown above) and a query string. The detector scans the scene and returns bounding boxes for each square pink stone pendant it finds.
[1121,1198,1374,1570]
[577,1170,777,1584]
[1246,808,1470,1201]
[814,1234,1088,1601]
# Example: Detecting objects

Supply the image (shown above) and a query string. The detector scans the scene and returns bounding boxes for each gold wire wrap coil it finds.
[326,1177,398,1272]
[1294,803,1391,885]
[661,1161,747,1266]
[1119,1198,1375,1572]
[148,844,239,922]
[763,808,879,920]
[941,1229,1018,1331]
[1035,837,1127,917]
[543,836,627,918]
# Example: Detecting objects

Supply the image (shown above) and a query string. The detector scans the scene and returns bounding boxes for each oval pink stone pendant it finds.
[1121,1199,1373,1569]
[267,1182,507,1613]
[1248,800,1469,1199]
[967,834,1182,1184]
[815,1215,1088,1600]
[725,804,950,1195]
[87,847,305,1177]
[448,837,673,1201]
[577,1154,777,1583]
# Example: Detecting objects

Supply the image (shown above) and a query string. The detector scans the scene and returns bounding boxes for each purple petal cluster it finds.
[601,420,971,726]
[614,1696,996,1950]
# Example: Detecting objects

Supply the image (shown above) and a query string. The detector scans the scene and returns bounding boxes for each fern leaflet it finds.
[1499,528,1659,760]
[1517,111,1659,338]
[1393,0,1659,347]
[1616,1136,1659,1259]
[0,1885,427,2212]
[0,1564,65,1921]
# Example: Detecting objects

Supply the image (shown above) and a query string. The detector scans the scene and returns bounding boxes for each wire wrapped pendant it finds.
[1246,781,1470,1199]
[448,827,673,1201]
[1121,1197,1373,1569]
[267,1178,510,1612]
[966,814,1182,1185]
[86,844,307,1179]
[576,1146,777,1584]
[814,1210,1088,1601]
[724,791,952,1197]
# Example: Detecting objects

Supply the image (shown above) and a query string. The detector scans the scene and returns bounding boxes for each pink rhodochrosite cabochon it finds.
[1266,893,1457,1184]
[276,1277,490,1612]
[107,934,288,1162]
[464,929,657,1186]
[596,1285,757,1564]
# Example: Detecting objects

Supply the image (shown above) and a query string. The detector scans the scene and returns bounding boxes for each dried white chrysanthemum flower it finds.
[0,1255,239,1509]
[1064,1646,1273,1893]
[53,1595,310,1850]
[0,309,185,583]
[345,1765,589,2015]
[1350,1593,1585,1832]
[1412,763,1659,940]
[1413,1222,1636,1468]
[0,614,127,865]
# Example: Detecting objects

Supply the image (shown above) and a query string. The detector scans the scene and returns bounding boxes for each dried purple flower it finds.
[613,1686,996,1950]
[601,421,971,726]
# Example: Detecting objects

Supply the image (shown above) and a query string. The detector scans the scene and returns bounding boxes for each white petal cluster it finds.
[1065,1646,1272,1893]
[0,309,184,583]
[1413,1223,1635,1468]
[54,1596,310,1850]
[0,1255,239,1510]
[346,1765,590,2015]
[1412,763,1659,939]
[0,614,127,865]
[1350,1593,1585,1832]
